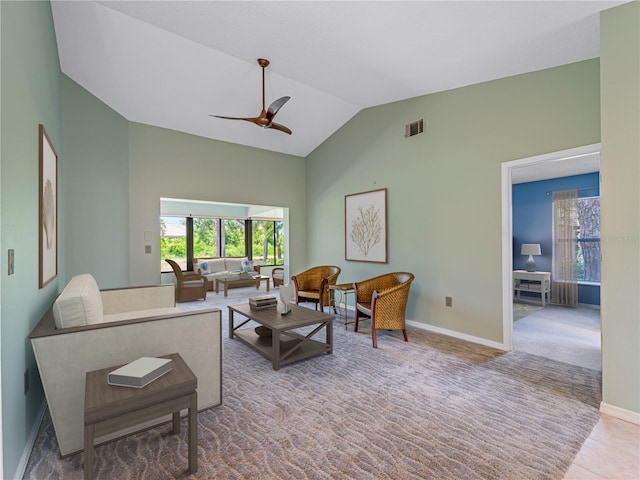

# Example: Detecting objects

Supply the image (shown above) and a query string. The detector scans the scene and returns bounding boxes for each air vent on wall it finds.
[405,118,424,138]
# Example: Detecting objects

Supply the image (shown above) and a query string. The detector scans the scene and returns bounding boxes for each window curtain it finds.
[551,189,578,306]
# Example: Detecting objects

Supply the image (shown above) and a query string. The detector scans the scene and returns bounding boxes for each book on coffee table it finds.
[249,295,277,309]
[107,357,173,388]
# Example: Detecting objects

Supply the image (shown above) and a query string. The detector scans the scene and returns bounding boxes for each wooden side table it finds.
[84,353,197,479]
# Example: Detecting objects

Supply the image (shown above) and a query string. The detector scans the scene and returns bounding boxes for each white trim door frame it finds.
[500,143,601,350]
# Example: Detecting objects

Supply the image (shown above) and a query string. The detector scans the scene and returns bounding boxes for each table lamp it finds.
[521,244,541,272]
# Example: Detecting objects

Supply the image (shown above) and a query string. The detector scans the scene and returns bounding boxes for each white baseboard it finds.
[600,402,640,425]
[342,307,507,351]
[14,400,47,480]
[406,319,508,351]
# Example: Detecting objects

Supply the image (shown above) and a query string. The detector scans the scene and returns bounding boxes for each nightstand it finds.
[513,270,551,306]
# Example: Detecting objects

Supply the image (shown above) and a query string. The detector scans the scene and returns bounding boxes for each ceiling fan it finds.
[210,58,292,135]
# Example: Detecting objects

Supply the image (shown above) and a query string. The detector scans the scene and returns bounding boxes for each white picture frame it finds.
[345,188,387,263]
[39,124,58,288]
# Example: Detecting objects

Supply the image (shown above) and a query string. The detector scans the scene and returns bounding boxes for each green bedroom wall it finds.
[305,59,601,344]
[61,75,130,289]
[127,123,306,287]
[600,1,640,416]
[0,2,61,478]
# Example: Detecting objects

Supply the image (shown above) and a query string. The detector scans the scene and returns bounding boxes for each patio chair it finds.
[165,259,208,302]
[354,272,415,348]
[272,267,285,287]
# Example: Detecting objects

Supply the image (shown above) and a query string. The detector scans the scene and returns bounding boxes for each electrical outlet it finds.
[445,296,453,307]
[145,245,152,254]
[24,369,29,395]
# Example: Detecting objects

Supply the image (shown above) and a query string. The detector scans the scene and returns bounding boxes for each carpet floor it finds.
[513,302,601,371]
[24,288,602,479]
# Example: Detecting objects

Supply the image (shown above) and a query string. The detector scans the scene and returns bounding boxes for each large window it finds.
[222,219,245,257]
[193,218,217,260]
[160,216,187,271]
[252,220,284,266]
[160,216,284,272]
[577,196,600,282]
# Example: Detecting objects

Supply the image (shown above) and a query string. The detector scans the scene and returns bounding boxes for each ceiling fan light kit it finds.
[210,58,292,135]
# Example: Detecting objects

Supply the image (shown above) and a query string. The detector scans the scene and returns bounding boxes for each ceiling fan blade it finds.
[268,122,292,135]
[209,60,292,135]
[266,96,291,122]
[210,115,263,125]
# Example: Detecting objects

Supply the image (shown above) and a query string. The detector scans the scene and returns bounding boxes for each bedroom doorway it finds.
[500,143,602,366]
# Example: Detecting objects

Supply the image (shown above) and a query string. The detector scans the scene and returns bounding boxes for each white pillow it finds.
[53,274,104,328]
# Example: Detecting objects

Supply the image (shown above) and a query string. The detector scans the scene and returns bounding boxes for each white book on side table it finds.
[107,357,173,388]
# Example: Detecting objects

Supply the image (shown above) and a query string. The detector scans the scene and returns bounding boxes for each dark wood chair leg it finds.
[402,329,408,342]
[372,317,377,348]
[354,309,360,332]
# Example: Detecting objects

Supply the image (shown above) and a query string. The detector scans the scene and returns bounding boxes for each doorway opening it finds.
[501,144,601,372]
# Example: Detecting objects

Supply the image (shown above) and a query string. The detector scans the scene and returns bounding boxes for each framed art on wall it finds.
[345,188,387,263]
[39,124,58,288]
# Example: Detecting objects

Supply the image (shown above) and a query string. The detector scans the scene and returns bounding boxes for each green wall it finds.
[0,2,637,478]
[0,2,61,478]
[306,60,601,344]
[600,1,640,416]
[61,75,130,288]
[127,123,306,287]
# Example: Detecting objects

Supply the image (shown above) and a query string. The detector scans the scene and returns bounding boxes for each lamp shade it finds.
[521,244,541,256]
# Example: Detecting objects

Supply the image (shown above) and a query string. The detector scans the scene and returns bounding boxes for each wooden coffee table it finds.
[228,303,333,370]
[215,275,270,297]
[84,353,197,479]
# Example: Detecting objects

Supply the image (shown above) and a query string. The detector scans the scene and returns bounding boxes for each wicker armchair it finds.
[353,272,415,348]
[292,265,341,311]
[165,259,208,302]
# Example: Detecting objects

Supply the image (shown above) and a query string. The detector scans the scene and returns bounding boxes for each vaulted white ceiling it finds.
[51,1,624,158]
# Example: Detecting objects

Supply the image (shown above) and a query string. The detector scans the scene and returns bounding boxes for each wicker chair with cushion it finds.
[354,272,415,348]
[165,259,208,302]
[272,267,285,287]
[292,265,341,312]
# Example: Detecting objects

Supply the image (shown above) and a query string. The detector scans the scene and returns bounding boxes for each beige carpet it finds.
[24,288,602,479]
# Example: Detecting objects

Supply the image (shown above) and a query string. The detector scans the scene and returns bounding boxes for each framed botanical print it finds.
[39,124,58,288]
[345,188,387,263]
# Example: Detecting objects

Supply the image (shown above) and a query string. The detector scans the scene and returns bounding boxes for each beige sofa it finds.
[193,257,259,289]
[30,274,222,456]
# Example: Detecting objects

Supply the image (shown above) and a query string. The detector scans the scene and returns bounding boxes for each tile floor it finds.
[564,414,640,479]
